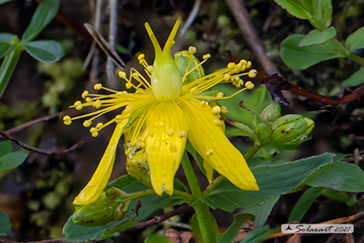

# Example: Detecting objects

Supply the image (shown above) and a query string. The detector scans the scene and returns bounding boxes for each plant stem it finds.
[202,144,260,197]
[330,39,364,67]
[348,52,364,67]
[0,48,21,98]
[181,152,216,243]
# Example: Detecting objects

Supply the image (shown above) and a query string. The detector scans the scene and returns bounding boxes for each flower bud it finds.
[72,187,130,226]
[260,103,281,122]
[254,123,272,145]
[270,115,314,150]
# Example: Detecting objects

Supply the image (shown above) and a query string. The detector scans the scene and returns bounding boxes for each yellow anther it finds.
[94,83,102,90]
[83,120,92,127]
[119,71,126,79]
[85,97,92,103]
[214,119,222,126]
[63,116,72,125]
[248,69,257,78]
[74,101,82,106]
[188,46,196,54]
[200,101,208,106]
[82,90,89,98]
[246,61,252,69]
[93,100,101,108]
[216,92,224,98]
[227,62,235,69]
[190,87,198,93]
[205,149,214,157]
[203,54,211,59]
[137,53,145,61]
[115,115,123,123]
[212,106,221,115]
[126,82,132,89]
[130,139,138,146]
[90,127,97,133]
[96,122,103,129]
[132,72,139,78]
[136,141,145,149]
[236,79,244,88]
[239,59,247,65]
[92,132,99,137]
[240,64,246,72]
[76,104,83,110]
[224,74,230,81]
[167,129,174,136]
[178,130,186,138]
[245,81,254,90]
[125,147,132,155]
[221,106,228,114]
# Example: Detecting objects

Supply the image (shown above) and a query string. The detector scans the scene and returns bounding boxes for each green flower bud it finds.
[260,103,281,122]
[126,148,152,187]
[254,123,272,145]
[73,187,130,227]
[270,115,314,150]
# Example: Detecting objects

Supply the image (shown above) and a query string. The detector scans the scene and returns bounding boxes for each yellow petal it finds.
[203,160,214,184]
[181,98,259,191]
[73,119,128,205]
[145,101,187,196]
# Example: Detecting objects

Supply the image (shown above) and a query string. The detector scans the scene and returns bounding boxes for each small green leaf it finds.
[342,69,364,87]
[303,162,364,192]
[243,195,280,227]
[0,210,11,236]
[23,40,64,63]
[241,225,272,243]
[299,27,336,47]
[345,26,364,52]
[0,33,14,43]
[0,151,28,172]
[281,34,344,70]
[0,141,12,158]
[274,0,332,29]
[216,214,254,243]
[0,43,14,59]
[22,0,60,43]
[203,153,335,212]
[144,234,170,243]
[288,187,322,222]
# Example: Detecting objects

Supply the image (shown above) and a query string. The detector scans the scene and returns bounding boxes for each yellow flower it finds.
[64,19,259,205]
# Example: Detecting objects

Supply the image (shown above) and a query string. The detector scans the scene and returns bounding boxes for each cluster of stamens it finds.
[63,46,257,140]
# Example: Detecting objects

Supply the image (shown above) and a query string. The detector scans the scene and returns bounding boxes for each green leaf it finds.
[213,85,272,128]
[274,0,332,29]
[243,195,280,227]
[203,153,335,212]
[0,141,12,158]
[299,27,336,47]
[241,225,272,243]
[303,162,364,192]
[281,34,344,70]
[0,210,11,236]
[342,69,364,87]
[288,187,322,222]
[22,0,59,43]
[0,43,14,59]
[0,33,14,43]
[345,26,364,52]
[63,175,188,242]
[0,151,28,172]
[23,40,64,63]
[216,214,254,243]
[144,234,170,243]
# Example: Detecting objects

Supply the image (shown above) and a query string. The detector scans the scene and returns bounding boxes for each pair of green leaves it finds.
[0,141,28,236]
[277,0,364,87]
[0,0,63,63]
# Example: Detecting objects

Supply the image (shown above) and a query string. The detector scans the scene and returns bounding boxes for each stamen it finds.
[205,149,214,157]
[245,81,254,89]
[246,61,252,69]
[63,116,72,125]
[221,106,228,114]
[178,130,186,138]
[212,106,221,115]
[82,91,89,98]
[94,84,102,90]
[248,69,257,78]
[216,92,224,98]
[214,119,222,127]
[167,128,174,136]
[188,46,196,54]
[83,120,92,127]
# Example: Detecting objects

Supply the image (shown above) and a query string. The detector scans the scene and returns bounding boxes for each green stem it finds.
[330,39,364,67]
[181,152,216,243]
[202,144,260,197]
[128,188,193,202]
[0,47,21,98]
[348,52,364,67]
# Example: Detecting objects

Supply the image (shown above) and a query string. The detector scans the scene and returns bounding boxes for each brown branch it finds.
[0,130,84,157]
[267,211,364,240]
[124,204,192,232]
[226,0,279,75]
[1,113,60,136]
